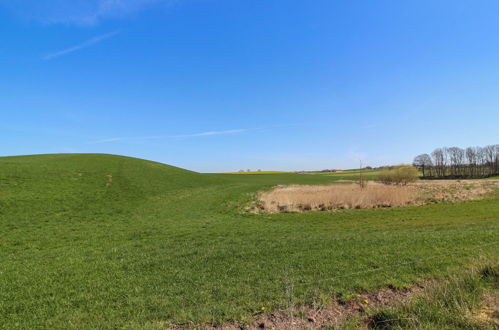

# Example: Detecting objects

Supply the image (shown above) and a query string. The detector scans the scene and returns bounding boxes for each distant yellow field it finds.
[222,171,291,174]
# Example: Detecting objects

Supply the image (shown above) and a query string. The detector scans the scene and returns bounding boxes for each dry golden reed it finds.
[256,183,418,213]
[255,181,499,213]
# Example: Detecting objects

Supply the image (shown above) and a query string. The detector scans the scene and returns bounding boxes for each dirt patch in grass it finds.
[174,284,429,330]
[254,180,499,213]
[471,293,499,327]
[248,286,424,330]
[174,262,498,329]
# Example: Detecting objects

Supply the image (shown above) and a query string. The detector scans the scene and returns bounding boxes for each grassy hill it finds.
[1,154,497,328]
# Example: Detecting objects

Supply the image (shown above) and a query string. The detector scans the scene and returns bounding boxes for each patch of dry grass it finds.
[255,180,499,213]
[415,180,499,203]
[471,293,499,328]
[256,183,418,213]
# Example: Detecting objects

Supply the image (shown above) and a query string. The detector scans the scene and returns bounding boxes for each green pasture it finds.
[0,154,497,328]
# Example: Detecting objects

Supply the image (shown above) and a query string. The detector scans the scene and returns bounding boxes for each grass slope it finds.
[0,154,498,328]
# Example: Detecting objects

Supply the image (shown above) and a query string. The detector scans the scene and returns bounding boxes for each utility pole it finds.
[359,159,365,188]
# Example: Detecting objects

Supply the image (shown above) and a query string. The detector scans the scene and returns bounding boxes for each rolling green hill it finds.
[1,154,497,328]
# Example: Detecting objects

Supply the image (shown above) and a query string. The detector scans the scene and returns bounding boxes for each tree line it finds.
[413,144,499,178]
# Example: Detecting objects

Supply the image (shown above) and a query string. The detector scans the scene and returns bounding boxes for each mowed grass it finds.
[0,154,498,328]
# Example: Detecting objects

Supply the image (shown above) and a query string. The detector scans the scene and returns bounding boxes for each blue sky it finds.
[1,0,498,172]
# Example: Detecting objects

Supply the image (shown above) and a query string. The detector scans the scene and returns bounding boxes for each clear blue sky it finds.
[1,1,498,172]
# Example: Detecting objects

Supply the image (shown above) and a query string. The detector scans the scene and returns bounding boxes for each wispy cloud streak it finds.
[172,129,247,138]
[88,129,248,144]
[43,30,119,60]
[89,137,124,144]
[1,0,173,25]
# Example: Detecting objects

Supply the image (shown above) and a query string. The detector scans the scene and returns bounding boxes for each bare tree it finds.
[466,147,477,177]
[456,148,465,176]
[483,145,495,176]
[431,148,445,177]
[495,144,499,174]
[419,144,497,179]
[448,147,465,177]
[477,147,486,177]
[413,154,433,177]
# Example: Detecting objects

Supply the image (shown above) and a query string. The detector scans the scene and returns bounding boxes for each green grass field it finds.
[1,154,497,328]
[299,169,384,181]
[221,171,291,174]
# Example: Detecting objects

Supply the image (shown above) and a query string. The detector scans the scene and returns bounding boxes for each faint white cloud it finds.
[43,30,120,60]
[89,137,124,144]
[173,129,248,138]
[88,128,248,144]
[0,0,174,25]
[363,123,379,129]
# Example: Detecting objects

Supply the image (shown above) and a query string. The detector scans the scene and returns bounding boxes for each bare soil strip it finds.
[173,283,429,330]
[174,276,498,329]
[246,285,425,330]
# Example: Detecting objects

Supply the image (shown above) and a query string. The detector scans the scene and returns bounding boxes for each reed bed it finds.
[256,183,418,213]
[255,180,499,213]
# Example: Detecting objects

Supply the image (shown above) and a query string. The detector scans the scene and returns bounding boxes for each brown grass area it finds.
[414,180,499,203]
[255,180,499,213]
[471,293,499,328]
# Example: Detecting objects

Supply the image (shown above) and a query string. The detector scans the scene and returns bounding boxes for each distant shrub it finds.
[378,165,419,185]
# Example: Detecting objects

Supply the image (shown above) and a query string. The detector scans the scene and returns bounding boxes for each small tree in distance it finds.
[413,154,432,177]
[378,165,419,185]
